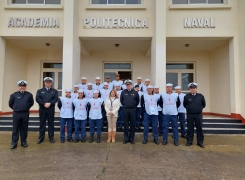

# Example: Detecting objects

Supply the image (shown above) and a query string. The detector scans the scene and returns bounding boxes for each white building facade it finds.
[0,0,244,123]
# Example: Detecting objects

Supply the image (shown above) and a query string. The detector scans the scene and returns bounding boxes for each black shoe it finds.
[130,140,135,144]
[154,139,159,145]
[181,134,187,139]
[21,142,28,147]
[97,135,101,143]
[158,133,163,136]
[162,140,168,145]
[10,144,17,149]
[74,139,79,143]
[49,139,55,143]
[67,139,73,142]
[123,141,128,144]
[119,126,122,130]
[61,140,65,143]
[174,142,179,146]
[186,142,192,146]
[142,139,148,144]
[81,139,85,143]
[197,143,205,148]
[37,139,43,144]
[89,135,94,143]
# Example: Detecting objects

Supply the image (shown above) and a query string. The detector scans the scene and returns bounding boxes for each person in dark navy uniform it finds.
[184,82,206,148]
[36,77,58,144]
[9,80,34,149]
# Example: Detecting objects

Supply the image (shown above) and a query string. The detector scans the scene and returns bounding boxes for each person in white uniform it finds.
[105,76,113,90]
[135,85,143,130]
[73,89,89,143]
[71,85,79,99]
[112,74,123,89]
[174,86,187,139]
[88,90,104,143]
[57,88,74,143]
[84,82,94,125]
[142,79,150,93]
[78,77,88,91]
[159,83,180,146]
[141,85,160,145]
[92,77,103,90]
[153,86,163,136]
[134,77,143,91]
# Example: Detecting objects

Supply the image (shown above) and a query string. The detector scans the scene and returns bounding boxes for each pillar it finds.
[0,37,6,114]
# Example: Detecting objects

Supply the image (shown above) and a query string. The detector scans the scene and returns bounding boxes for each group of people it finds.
[8,74,206,149]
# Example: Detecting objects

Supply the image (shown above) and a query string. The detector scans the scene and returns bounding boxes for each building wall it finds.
[167,51,210,112]
[2,40,28,112]
[80,51,151,83]
[209,42,231,115]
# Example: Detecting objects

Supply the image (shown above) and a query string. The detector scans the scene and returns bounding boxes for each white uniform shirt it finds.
[116,90,123,107]
[84,89,94,100]
[92,84,103,91]
[88,98,104,119]
[137,91,143,108]
[100,88,111,102]
[78,83,88,91]
[154,92,163,111]
[177,93,186,113]
[112,80,123,88]
[134,83,143,91]
[161,92,179,115]
[73,98,88,120]
[143,93,159,115]
[59,97,74,118]
[71,92,78,100]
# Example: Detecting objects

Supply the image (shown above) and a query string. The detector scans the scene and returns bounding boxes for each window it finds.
[166,63,195,91]
[91,0,142,5]
[11,0,61,4]
[172,0,223,4]
[104,63,131,69]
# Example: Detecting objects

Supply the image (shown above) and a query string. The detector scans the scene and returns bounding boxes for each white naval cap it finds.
[147,85,154,89]
[115,83,120,87]
[137,77,142,80]
[17,80,28,86]
[93,90,99,94]
[125,79,132,84]
[43,77,53,82]
[145,79,150,82]
[165,83,173,87]
[65,88,72,92]
[174,86,181,89]
[87,82,93,86]
[81,77,87,80]
[95,77,101,80]
[188,82,198,88]
[154,86,159,89]
[103,82,109,86]
[74,85,79,88]
[77,89,84,93]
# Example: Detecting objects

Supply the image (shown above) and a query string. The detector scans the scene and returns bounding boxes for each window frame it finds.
[90,0,143,6]
[166,62,196,92]
[172,0,225,5]
[11,0,61,5]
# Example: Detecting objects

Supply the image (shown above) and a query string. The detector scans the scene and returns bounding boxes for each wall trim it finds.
[169,5,232,10]
[203,112,245,124]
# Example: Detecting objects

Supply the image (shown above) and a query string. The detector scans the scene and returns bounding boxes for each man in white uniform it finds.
[142,79,150,93]
[134,77,143,91]
[175,86,187,139]
[135,85,143,130]
[153,86,163,136]
[92,77,103,90]
[159,83,180,146]
[78,77,88,91]
[71,85,79,100]
[112,74,123,89]
[105,76,113,90]
[141,85,160,145]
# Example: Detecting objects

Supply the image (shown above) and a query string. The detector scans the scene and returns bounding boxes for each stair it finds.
[0,116,245,134]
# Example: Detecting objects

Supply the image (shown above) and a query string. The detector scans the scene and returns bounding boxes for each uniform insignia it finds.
[41,92,45,93]
[46,78,50,80]
[131,94,134,96]
[21,81,25,85]
[189,99,192,101]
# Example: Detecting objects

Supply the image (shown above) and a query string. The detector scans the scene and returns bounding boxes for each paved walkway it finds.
[0,132,245,180]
